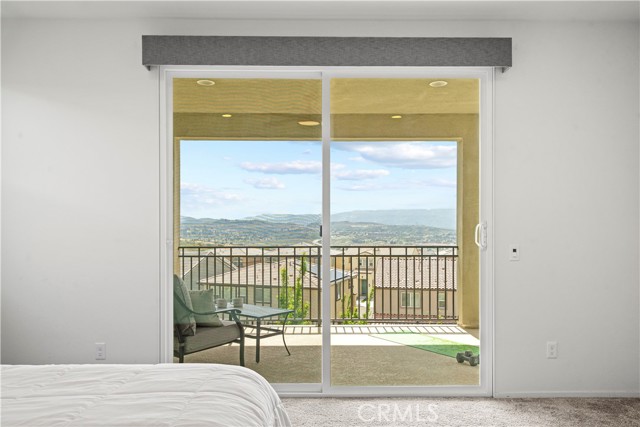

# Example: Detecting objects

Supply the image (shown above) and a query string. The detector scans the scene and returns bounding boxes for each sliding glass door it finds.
[327,77,480,388]
[165,68,492,395]
[172,75,323,386]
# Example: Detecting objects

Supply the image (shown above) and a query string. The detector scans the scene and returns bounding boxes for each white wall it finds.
[1,18,161,363]
[2,13,639,395]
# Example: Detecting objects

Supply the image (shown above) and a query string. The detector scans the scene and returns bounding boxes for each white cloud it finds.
[240,160,321,174]
[333,169,390,181]
[338,178,456,192]
[348,156,366,162]
[339,182,403,192]
[333,142,457,169]
[423,178,456,188]
[244,177,286,189]
[181,182,243,206]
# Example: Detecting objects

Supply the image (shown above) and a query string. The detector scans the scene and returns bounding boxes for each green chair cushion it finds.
[189,289,223,327]
[174,321,241,354]
[173,275,196,336]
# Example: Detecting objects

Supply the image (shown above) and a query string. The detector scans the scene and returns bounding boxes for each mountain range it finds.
[181,209,456,246]
[223,209,455,230]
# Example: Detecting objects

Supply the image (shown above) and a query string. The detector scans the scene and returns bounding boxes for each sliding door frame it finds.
[159,65,494,397]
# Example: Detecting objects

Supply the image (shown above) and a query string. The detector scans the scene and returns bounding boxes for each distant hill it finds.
[331,221,455,246]
[180,209,456,246]
[242,214,321,226]
[181,216,218,224]
[330,209,455,230]
[183,209,455,230]
[180,217,318,246]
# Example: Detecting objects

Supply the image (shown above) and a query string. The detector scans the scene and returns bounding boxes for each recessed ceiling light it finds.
[429,81,448,88]
[196,80,215,86]
[221,114,232,118]
[391,115,402,119]
[298,120,320,126]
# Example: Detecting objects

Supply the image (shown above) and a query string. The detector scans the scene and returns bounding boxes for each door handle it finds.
[475,222,487,250]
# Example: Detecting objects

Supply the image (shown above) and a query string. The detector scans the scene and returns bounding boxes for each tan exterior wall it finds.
[173,138,181,273]
[374,288,456,321]
[332,277,371,321]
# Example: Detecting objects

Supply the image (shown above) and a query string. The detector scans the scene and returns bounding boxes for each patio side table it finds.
[217,304,294,363]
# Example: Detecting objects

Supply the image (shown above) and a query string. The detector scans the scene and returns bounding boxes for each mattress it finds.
[1,363,291,427]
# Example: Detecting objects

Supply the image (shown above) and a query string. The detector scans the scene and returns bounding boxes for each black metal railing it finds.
[178,245,457,325]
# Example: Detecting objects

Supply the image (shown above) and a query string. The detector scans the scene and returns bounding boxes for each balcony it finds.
[177,245,479,386]
[178,245,458,325]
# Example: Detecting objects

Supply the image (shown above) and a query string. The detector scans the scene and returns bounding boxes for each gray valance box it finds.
[142,36,512,69]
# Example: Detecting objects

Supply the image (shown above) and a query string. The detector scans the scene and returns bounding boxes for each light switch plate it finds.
[95,342,106,360]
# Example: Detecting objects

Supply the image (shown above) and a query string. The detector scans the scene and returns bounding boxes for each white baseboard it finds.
[494,390,640,398]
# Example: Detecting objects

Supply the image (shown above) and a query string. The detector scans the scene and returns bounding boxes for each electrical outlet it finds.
[546,341,558,359]
[509,245,520,261]
[95,342,106,360]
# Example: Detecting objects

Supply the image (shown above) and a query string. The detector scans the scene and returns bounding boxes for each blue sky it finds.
[180,140,457,219]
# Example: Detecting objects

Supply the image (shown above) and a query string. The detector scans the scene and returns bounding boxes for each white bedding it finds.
[1,364,291,427]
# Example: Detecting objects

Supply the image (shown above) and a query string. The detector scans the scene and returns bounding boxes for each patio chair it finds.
[173,275,245,365]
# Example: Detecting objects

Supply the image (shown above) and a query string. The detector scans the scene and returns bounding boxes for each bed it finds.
[1,363,291,427]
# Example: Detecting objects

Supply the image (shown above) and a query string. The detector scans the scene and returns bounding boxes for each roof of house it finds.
[307,263,352,283]
[374,256,457,290]
[179,250,236,287]
[198,258,352,289]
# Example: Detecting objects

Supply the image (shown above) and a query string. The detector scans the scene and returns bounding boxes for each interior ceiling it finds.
[174,78,478,115]
[3,1,638,21]
[331,78,479,114]
[173,78,479,139]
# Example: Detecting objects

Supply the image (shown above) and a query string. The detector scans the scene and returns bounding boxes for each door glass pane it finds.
[330,78,480,386]
[173,78,322,384]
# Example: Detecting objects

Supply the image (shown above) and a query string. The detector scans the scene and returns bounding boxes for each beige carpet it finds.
[281,397,640,427]
[176,342,639,426]
[177,342,479,386]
